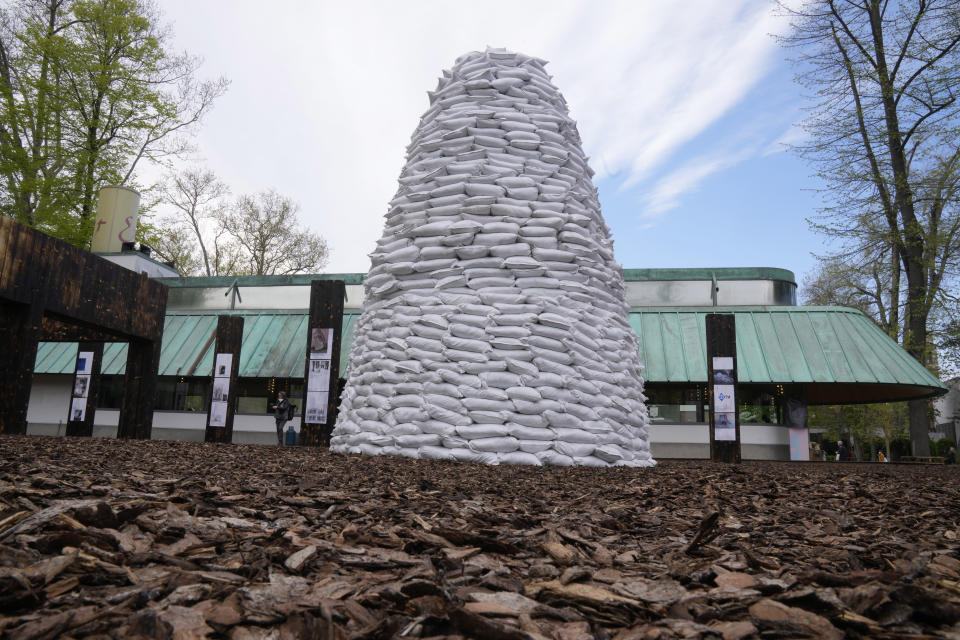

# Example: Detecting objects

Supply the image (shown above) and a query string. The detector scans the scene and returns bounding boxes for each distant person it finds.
[946,447,956,465]
[837,440,849,462]
[877,450,886,463]
[270,391,291,446]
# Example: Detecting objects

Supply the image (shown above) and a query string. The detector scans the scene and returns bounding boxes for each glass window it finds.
[97,375,124,409]
[155,377,209,411]
[235,377,274,414]
[645,385,703,423]
[737,385,784,424]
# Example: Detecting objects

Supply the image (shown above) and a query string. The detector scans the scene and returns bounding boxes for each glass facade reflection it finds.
[645,383,787,425]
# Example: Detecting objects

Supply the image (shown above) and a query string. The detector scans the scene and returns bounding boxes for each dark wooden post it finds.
[118,338,162,439]
[65,342,104,437]
[301,280,345,447]
[706,314,741,463]
[205,316,243,443]
[0,303,42,434]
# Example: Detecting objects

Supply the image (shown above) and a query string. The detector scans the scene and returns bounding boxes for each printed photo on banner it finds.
[310,328,333,359]
[70,397,86,422]
[308,359,331,391]
[713,369,735,384]
[711,356,734,384]
[715,412,736,440]
[73,375,90,398]
[713,384,735,413]
[209,401,227,427]
[76,351,94,375]
[212,378,230,402]
[214,353,233,378]
[305,391,329,424]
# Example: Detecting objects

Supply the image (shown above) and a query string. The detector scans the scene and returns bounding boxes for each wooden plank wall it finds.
[205,316,244,443]
[0,217,168,436]
[301,280,345,447]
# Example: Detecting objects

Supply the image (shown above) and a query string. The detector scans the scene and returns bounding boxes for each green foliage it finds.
[811,401,910,460]
[0,0,227,247]
[931,438,956,456]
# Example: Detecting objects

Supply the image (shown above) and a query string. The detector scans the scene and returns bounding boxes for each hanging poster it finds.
[212,378,230,402]
[715,412,736,441]
[70,397,86,422]
[76,351,94,375]
[308,358,331,391]
[214,353,233,378]
[789,426,810,461]
[73,375,91,399]
[305,391,329,424]
[209,401,228,427]
[713,384,735,412]
[310,328,333,359]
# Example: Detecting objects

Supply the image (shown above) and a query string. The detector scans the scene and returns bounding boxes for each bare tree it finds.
[781,0,960,454]
[156,167,230,276]
[220,189,329,276]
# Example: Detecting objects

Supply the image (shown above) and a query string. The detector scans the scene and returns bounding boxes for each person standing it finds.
[946,447,956,465]
[837,440,849,462]
[271,391,290,446]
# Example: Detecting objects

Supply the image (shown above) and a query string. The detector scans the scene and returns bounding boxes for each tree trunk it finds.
[909,399,930,456]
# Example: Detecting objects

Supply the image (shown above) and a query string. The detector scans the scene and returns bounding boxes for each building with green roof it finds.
[25,262,946,459]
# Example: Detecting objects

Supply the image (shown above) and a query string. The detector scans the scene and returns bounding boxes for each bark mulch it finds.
[1,434,959,639]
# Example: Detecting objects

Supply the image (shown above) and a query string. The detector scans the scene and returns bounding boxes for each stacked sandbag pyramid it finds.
[330,48,654,467]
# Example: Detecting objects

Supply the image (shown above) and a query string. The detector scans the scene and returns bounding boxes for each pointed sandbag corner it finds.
[330,48,654,467]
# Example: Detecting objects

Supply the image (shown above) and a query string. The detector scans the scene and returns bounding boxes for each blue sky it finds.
[155,0,826,287]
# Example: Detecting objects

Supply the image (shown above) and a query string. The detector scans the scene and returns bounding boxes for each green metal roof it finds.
[156,273,366,288]
[35,311,360,379]
[155,269,793,287]
[34,305,944,403]
[630,306,946,403]
[621,267,796,284]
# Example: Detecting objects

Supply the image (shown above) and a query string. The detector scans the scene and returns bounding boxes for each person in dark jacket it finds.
[836,440,849,462]
[270,391,290,446]
[946,447,956,465]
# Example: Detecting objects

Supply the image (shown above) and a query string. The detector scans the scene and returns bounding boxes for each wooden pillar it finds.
[65,342,104,437]
[205,316,243,443]
[301,280,345,447]
[706,314,741,463]
[0,302,42,435]
[118,337,161,439]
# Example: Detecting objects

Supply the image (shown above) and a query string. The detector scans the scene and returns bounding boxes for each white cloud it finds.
[156,0,791,272]
[763,123,809,156]
[641,147,755,218]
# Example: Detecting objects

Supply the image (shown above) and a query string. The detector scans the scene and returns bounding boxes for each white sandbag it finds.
[505,359,539,376]
[424,393,466,412]
[469,436,519,453]
[518,439,554,453]
[507,423,555,440]
[554,441,596,458]
[420,445,458,461]
[457,423,510,439]
[572,455,609,467]
[506,386,542,403]
[468,410,508,424]
[480,371,523,389]
[396,433,442,448]
[536,450,575,466]
[463,397,509,412]
[500,451,542,466]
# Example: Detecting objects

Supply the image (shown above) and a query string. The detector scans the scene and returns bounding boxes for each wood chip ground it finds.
[1,435,959,639]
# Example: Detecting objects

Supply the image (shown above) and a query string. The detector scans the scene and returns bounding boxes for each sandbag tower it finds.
[330,48,654,467]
